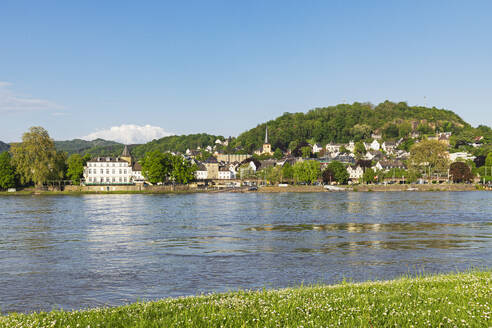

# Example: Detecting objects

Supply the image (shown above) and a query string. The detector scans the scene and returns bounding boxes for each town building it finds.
[83,146,143,184]
[255,126,274,156]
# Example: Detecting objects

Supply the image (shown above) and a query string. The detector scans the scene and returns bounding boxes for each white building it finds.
[312,143,323,153]
[218,165,235,179]
[195,164,208,180]
[449,152,475,162]
[326,143,341,154]
[347,165,364,180]
[346,141,355,153]
[83,146,143,184]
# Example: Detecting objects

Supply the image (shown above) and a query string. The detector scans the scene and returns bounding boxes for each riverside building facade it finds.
[83,146,144,184]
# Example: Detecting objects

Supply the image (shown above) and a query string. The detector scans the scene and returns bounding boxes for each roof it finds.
[197,163,207,171]
[121,145,131,157]
[204,156,218,163]
[88,157,128,163]
[132,162,142,171]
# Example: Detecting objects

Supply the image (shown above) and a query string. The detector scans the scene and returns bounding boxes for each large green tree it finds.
[326,161,349,184]
[293,160,320,184]
[141,151,173,184]
[409,140,450,181]
[10,127,58,187]
[67,154,85,184]
[362,168,376,184]
[0,152,16,190]
[170,155,196,184]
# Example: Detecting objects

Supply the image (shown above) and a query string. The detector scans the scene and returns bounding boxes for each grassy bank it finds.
[1,271,490,327]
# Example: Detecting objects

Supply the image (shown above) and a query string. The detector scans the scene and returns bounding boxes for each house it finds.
[449,152,475,162]
[364,150,383,161]
[371,133,382,140]
[347,165,364,180]
[374,160,407,172]
[312,143,323,153]
[195,164,208,180]
[438,133,451,145]
[333,153,356,165]
[325,142,342,154]
[83,145,141,185]
[346,141,356,153]
[366,140,380,151]
[381,141,397,153]
[218,165,234,179]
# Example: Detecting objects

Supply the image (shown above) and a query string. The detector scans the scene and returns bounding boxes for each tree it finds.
[354,142,366,158]
[449,162,473,183]
[50,151,67,182]
[301,146,312,158]
[67,154,85,185]
[170,155,196,184]
[0,152,16,190]
[141,151,173,184]
[10,126,58,187]
[409,140,450,181]
[351,124,371,140]
[474,155,485,168]
[322,167,335,184]
[363,168,376,184]
[281,163,294,181]
[383,124,400,139]
[326,161,349,184]
[293,160,320,184]
[486,152,492,167]
[273,148,283,160]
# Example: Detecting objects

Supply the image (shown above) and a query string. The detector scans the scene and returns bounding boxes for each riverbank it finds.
[0,183,488,196]
[1,270,490,327]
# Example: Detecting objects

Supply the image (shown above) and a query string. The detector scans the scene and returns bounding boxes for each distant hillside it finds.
[55,138,124,157]
[234,101,472,152]
[131,133,224,159]
[0,141,10,153]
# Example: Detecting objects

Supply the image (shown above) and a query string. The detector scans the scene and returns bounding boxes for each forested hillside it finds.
[233,101,473,152]
[131,134,224,158]
[54,139,124,156]
[0,141,10,153]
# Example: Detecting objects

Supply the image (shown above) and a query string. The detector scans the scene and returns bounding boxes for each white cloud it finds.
[82,124,173,144]
[0,81,63,112]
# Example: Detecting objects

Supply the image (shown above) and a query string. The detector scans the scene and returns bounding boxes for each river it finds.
[0,191,491,313]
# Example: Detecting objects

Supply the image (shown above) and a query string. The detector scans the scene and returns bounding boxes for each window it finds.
[89,169,91,174]
[124,169,127,174]
[106,177,110,182]
[106,169,109,174]
[119,169,122,174]
[100,169,104,174]
[123,177,127,182]
[112,177,115,182]
[119,177,122,182]
[112,169,115,174]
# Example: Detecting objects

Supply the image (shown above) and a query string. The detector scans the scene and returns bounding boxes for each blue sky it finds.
[1,1,491,142]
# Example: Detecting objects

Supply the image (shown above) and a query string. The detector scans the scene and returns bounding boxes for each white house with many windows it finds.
[83,146,144,184]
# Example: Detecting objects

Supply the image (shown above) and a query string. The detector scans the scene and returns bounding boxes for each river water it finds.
[0,192,491,313]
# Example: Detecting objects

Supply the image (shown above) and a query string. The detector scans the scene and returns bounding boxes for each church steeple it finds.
[121,145,132,164]
[265,126,269,144]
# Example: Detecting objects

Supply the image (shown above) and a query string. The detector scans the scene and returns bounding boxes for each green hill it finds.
[53,134,224,159]
[0,141,10,153]
[131,134,224,159]
[234,101,472,152]
[54,138,124,157]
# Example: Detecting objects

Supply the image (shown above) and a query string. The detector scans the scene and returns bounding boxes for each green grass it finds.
[1,271,491,327]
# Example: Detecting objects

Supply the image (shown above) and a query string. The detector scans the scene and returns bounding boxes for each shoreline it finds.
[0,183,488,196]
[1,270,490,327]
